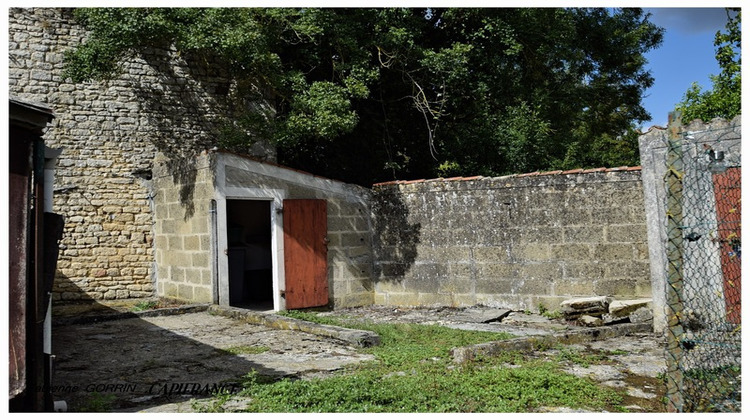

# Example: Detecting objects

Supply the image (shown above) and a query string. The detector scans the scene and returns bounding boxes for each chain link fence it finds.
[663,115,741,412]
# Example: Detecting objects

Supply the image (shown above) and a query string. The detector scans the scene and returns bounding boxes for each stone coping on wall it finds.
[371,166,642,187]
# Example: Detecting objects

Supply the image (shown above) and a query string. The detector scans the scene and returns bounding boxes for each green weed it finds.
[222,345,270,355]
[78,392,117,412]
[132,300,157,312]
[217,311,625,412]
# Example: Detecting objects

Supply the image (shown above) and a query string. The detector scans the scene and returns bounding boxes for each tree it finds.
[63,8,663,185]
[677,8,741,122]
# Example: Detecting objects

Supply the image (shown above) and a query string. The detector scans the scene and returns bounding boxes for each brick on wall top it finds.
[371,166,642,187]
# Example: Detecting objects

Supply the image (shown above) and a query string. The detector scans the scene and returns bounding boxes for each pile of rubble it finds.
[559,296,653,327]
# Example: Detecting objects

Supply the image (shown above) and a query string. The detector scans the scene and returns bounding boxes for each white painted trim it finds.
[214,156,290,311]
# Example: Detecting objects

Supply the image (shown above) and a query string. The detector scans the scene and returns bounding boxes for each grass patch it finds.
[553,346,611,368]
[222,345,270,355]
[131,300,158,312]
[191,310,625,412]
[537,303,562,320]
[78,392,117,412]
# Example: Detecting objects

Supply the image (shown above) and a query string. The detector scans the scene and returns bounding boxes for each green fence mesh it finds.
[663,116,741,412]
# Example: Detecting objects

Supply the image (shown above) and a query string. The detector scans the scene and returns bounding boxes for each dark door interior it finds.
[226,200,273,309]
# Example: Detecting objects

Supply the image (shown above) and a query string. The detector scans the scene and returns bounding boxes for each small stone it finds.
[628,306,654,324]
[578,315,603,327]
[560,296,612,319]
[454,308,512,323]
[608,299,652,317]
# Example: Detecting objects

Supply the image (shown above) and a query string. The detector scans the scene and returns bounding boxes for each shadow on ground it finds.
[51,302,371,412]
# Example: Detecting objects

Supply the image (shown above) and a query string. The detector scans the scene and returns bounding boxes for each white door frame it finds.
[215,187,287,311]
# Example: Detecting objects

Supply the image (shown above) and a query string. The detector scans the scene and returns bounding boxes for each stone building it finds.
[151,150,374,311]
[8,8,273,302]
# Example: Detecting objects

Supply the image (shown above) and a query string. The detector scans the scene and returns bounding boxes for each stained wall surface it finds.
[371,168,651,310]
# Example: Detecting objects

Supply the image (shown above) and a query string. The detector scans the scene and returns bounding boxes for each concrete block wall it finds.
[8,8,272,301]
[371,168,651,311]
[326,197,374,308]
[152,152,216,303]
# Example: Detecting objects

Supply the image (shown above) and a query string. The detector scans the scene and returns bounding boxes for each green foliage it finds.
[213,311,625,413]
[64,7,663,185]
[554,346,609,368]
[677,9,741,122]
[131,300,157,312]
[537,303,562,320]
[78,392,117,412]
[229,359,621,412]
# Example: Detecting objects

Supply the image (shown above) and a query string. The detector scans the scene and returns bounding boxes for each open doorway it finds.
[226,199,273,310]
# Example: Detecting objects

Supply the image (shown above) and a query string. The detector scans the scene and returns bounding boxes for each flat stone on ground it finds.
[452,308,512,323]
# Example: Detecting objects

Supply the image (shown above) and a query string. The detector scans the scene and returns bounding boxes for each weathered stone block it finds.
[183,236,200,251]
[579,315,604,327]
[560,295,612,319]
[606,224,648,243]
[552,279,597,296]
[177,283,194,301]
[193,285,212,303]
[475,277,520,295]
[510,243,551,261]
[416,293,453,307]
[593,243,634,260]
[385,292,421,307]
[594,278,636,296]
[628,306,654,324]
[478,263,516,279]
[448,263,473,278]
[517,263,562,282]
[608,298,653,317]
[438,276,474,295]
[605,261,650,280]
[563,226,605,243]
[473,247,508,262]
[561,261,606,279]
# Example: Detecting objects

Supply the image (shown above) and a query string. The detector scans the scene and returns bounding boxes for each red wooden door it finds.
[713,167,741,324]
[283,199,329,309]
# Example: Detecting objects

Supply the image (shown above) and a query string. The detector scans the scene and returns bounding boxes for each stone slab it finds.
[451,308,512,324]
[608,298,652,317]
[209,305,381,348]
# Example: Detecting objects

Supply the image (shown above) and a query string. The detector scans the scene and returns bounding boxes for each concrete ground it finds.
[50,302,668,413]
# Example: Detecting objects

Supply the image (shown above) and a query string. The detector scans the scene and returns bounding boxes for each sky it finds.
[639,7,736,130]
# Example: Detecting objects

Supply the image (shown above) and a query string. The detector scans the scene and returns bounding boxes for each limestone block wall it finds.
[371,168,651,311]
[152,152,216,303]
[8,8,273,301]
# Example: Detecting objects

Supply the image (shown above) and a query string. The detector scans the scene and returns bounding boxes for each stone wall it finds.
[151,152,216,303]
[371,168,651,311]
[8,8,272,301]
